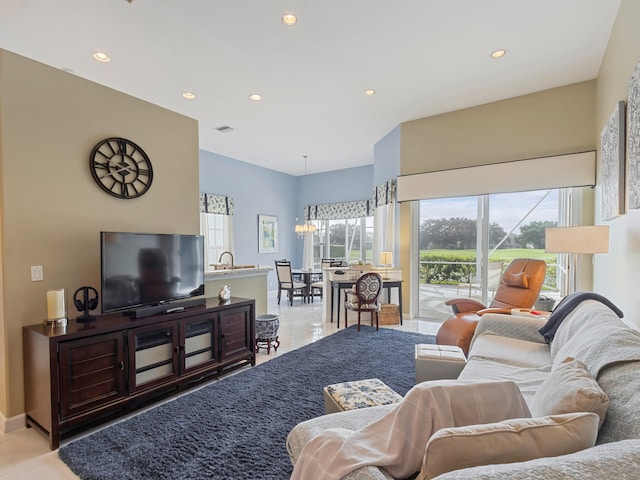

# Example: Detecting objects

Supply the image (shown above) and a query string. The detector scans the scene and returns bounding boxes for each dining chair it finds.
[308,258,336,302]
[344,272,383,331]
[274,260,307,306]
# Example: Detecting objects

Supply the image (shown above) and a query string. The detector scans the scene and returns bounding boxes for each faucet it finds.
[219,251,234,269]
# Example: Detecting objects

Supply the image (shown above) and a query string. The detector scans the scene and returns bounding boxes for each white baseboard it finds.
[0,412,26,433]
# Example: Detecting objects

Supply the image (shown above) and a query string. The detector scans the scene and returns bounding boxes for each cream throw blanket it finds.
[291,380,530,480]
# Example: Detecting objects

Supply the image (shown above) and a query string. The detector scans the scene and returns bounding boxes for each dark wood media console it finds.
[23,297,255,449]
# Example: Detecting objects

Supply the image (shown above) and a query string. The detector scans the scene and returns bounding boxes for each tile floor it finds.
[0,293,440,479]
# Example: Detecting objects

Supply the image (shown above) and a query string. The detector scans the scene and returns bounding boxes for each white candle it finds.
[46,289,66,320]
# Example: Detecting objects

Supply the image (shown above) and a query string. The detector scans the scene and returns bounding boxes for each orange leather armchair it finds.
[436,258,547,355]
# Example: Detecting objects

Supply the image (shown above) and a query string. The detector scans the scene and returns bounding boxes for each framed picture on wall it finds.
[600,100,626,220]
[628,60,640,209]
[258,214,279,253]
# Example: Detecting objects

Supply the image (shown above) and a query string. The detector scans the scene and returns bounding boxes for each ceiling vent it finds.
[215,125,234,133]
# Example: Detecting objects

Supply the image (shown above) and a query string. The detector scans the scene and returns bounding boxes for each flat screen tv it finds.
[101,231,205,314]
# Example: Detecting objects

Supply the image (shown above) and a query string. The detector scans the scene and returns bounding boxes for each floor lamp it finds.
[545,226,609,294]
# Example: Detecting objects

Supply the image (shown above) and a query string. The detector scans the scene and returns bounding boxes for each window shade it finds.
[397,151,596,202]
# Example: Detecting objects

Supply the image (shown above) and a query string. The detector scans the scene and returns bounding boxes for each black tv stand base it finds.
[125,297,206,319]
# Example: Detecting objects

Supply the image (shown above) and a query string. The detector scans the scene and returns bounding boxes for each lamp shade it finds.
[380,251,393,266]
[545,226,609,254]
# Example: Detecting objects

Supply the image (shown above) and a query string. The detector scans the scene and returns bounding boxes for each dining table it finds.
[291,268,323,301]
[329,277,403,327]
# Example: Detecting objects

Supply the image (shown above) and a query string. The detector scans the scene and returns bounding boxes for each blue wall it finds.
[200,150,297,289]
[374,126,401,264]
[200,150,375,288]
[373,125,400,185]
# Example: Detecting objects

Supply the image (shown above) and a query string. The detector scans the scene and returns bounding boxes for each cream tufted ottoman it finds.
[415,344,467,383]
[323,378,403,414]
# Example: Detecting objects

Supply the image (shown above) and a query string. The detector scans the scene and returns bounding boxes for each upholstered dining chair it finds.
[309,258,338,302]
[344,272,383,332]
[436,258,547,355]
[274,260,307,306]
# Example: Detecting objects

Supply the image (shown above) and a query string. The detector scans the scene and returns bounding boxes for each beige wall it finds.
[594,0,640,327]
[204,275,268,315]
[400,80,596,175]
[0,50,200,418]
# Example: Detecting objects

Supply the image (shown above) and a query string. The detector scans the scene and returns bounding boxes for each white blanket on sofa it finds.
[290,380,531,480]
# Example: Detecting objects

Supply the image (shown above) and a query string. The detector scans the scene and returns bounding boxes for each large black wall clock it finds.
[90,137,153,199]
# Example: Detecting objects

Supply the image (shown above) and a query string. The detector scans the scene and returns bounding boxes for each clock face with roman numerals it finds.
[89,137,153,199]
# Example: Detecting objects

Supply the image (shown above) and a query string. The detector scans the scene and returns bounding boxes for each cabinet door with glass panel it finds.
[181,313,220,374]
[128,321,180,393]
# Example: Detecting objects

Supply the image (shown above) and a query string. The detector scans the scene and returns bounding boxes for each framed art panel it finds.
[600,100,625,220]
[628,61,640,209]
[258,214,278,253]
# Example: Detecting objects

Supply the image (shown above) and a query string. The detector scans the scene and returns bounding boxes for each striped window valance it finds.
[199,193,234,215]
[373,178,397,208]
[304,200,372,221]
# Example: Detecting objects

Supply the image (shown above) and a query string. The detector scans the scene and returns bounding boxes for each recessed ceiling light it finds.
[282,14,297,26]
[490,49,507,59]
[249,93,263,101]
[92,51,111,63]
[182,92,196,100]
[364,89,376,96]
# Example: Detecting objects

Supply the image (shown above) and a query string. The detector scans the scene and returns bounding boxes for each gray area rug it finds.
[59,325,435,479]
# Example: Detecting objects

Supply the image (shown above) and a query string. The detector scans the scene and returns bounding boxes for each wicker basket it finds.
[379,304,400,325]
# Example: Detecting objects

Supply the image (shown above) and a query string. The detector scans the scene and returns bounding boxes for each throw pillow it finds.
[501,271,528,288]
[418,412,599,480]
[529,357,609,427]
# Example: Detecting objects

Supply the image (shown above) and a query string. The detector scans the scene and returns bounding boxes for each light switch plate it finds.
[31,265,43,282]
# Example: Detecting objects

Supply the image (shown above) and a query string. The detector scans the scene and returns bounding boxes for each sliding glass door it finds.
[417,189,560,320]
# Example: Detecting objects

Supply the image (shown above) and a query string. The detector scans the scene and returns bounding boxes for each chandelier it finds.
[296,155,317,237]
[295,223,316,234]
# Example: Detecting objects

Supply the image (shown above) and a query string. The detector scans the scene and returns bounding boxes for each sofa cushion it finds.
[458,356,550,404]
[529,358,609,427]
[469,332,551,368]
[286,404,396,465]
[418,412,599,480]
[596,360,640,444]
[430,438,640,480]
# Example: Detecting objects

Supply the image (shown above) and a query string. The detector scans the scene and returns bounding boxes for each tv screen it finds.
[101,231,205,314]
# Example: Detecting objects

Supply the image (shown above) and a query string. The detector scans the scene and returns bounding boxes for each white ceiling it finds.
[0,0,621,176]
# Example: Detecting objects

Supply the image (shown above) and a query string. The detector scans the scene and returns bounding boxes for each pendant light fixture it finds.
[295,155,317,237]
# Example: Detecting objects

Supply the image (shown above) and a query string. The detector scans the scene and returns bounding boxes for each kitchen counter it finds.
[205,265,272,314]
[205,265,272,279]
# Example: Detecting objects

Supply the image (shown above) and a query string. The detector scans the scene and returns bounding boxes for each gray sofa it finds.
[287,299,640,479]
